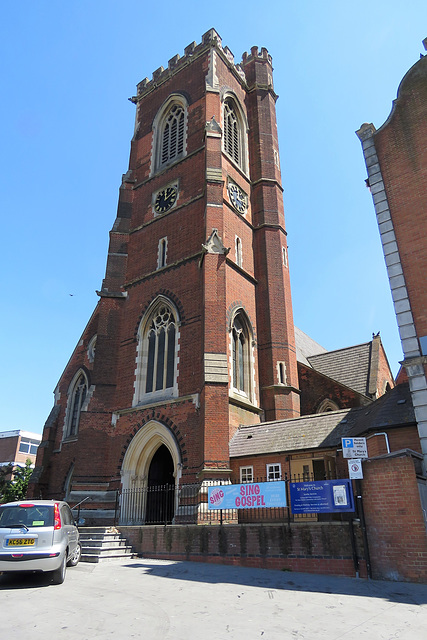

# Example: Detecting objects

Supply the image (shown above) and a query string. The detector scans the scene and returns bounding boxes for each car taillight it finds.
[54,503,61,530]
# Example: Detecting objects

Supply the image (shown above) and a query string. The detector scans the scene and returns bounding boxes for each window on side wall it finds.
[240,466,254,483]
[231,311,252,398]
[266,463,281,481]
[64,371,88,439]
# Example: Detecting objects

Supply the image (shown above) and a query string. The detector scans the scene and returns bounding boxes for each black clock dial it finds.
[154,186,178,213]
[228,184,247,213]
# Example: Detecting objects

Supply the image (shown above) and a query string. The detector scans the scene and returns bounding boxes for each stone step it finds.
[81,545,133,557]
[79,533,124,542]
[78,526,135,563]
[81,551,134,563]
[78,526,118,534]
[80,538,129,548]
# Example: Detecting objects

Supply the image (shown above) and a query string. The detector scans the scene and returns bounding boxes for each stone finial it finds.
[223,46,234,64]
[168,54,180,70]
[205,116,222,134]
[251,46,259,57]
[121,170,135,184]
[202,229,229,255]
[202,28,221,46]
[152,66,164,81]
[138,78,149,92]
[235,65,246,81]
[356,122,376,142]
[184,42,196,55]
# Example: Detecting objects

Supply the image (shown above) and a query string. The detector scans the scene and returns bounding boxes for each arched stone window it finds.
[222,96,248,173]
[316,398,340,413]
[133,298,179,405]
[151,95,187,175]
[230,310,253,400]
[64,370,88,439]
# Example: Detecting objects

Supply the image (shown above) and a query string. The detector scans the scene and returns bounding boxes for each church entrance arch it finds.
[120,421,182,524]
[146,444,175,524]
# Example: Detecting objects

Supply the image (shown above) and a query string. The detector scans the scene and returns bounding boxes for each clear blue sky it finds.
[1,2,426,434]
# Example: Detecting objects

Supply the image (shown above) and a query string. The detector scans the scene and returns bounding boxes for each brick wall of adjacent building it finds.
[118,521,366,578]
[115,451,427,583]
[298,364,367,414]
[361,452,427,582]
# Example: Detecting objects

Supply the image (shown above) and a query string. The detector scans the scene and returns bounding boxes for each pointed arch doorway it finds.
[120,421,182,525]
[146,444,175,524]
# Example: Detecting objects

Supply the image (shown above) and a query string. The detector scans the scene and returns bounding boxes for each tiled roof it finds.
[345,382,414,437]
[307,342,372,396]
[294,326,327,366]
[230,384,415,458]
[230,409,358,457]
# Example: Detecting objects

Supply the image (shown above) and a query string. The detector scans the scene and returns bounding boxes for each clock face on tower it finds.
[228,182,247,214]
[154,185,178,214]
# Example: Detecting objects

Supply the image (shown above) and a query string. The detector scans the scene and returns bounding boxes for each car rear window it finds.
[0,505,54,528]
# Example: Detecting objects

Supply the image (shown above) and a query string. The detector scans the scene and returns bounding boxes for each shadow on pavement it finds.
[121,559,427,606]
[0,571,54,590]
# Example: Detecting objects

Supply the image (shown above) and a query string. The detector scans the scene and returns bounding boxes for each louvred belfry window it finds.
[224,99,241,167]
[161,104,185,167]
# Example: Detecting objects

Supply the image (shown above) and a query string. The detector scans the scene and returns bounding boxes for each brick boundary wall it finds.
[117,522,367,578]
[361,452,427,583]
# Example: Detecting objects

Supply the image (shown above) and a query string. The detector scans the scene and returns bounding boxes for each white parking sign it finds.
[342,437,368,459]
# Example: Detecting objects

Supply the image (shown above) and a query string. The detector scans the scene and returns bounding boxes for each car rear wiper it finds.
[8,524,30,531]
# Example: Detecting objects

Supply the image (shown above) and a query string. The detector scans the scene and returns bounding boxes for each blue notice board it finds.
[290,479,354,514]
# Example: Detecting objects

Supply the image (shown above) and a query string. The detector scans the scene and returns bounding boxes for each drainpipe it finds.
[366,432,390,454]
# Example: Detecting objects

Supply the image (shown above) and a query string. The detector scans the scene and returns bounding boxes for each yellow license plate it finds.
[8,538,35,546]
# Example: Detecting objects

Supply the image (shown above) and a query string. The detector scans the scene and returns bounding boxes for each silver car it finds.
[0,499,81,584]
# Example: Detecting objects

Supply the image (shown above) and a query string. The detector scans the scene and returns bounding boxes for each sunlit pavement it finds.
[1,558,426,639]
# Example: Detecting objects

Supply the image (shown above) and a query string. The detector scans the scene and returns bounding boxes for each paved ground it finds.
[1,559,426,639]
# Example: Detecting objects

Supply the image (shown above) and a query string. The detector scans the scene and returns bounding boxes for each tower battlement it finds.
[131,29,272,102]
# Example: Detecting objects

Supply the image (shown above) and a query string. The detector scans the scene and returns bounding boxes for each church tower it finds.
[31,30,300,522]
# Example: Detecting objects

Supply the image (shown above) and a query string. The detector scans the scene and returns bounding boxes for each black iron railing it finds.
[117,473,352,526]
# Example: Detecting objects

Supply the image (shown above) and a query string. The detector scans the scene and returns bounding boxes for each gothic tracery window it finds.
[134,300,179,405]
[145,306,176,394]
[65,371,88,438]
[231,311,252,398]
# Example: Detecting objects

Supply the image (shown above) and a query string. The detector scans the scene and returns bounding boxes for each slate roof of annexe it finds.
[294,327,376,398]
[229,383,415,458]
[307,343,373,397]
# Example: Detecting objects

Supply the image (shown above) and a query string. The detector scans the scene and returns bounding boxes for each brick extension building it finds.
[0,430,41,479]
[31,30,395,523]
[357,38,427,473]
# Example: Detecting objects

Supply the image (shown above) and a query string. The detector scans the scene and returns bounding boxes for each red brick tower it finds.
[357,39,427,471]
[31,30,300,522]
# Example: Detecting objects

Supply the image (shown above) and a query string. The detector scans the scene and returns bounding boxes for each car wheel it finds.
[67,543,81,567]
[51,554,66,585]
